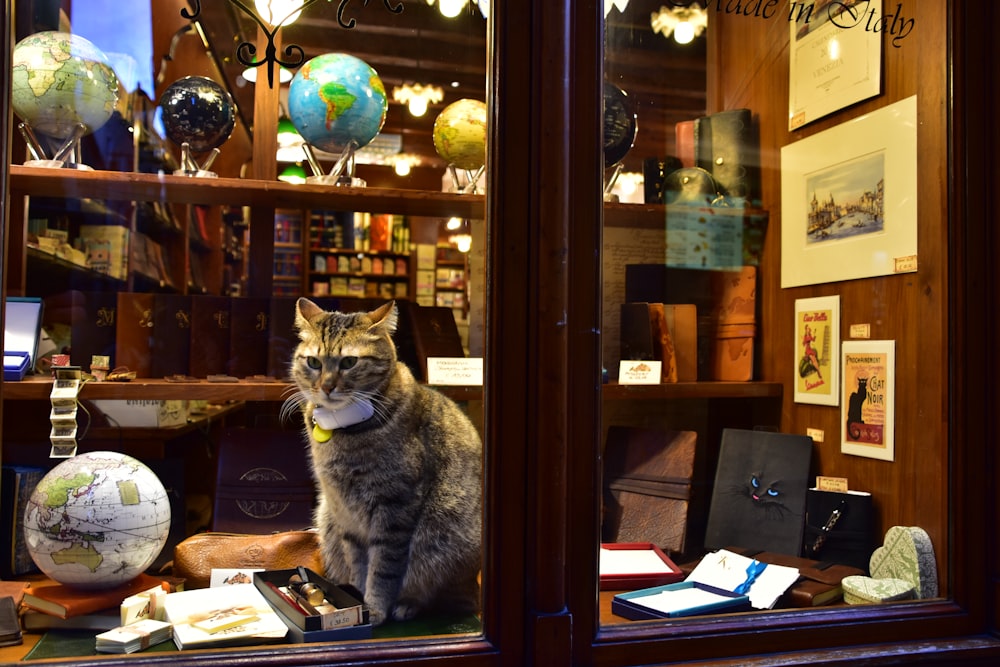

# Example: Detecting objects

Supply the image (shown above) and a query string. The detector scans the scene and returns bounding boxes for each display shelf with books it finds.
[273,210,305,296]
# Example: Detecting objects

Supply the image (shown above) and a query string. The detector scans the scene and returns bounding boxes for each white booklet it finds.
[163,583,287,650]
[686,549,801,610]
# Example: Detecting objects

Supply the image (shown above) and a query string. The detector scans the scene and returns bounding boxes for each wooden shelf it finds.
[10,166,485,219]
[1,376,485,403]
[602,381,782,400]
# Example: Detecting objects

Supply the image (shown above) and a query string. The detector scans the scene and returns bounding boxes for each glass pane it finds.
[4,0,489,657]
[600,1,947,631]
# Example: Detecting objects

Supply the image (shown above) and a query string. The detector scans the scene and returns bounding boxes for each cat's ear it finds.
[367,300,398,336]
[295,297,324,333]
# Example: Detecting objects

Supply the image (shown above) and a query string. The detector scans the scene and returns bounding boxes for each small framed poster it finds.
[841,340,895,461]
[794,295,840,405]
[788,0,883,130]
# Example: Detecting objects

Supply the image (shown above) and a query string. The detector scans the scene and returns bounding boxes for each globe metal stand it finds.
[447,164,486,195]
[19,122,93,170]
[174,142,221,178]
[304,142,366,187]
[603,162,625,203]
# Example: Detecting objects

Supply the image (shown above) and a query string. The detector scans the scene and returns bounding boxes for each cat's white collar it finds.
[312,401,375,442]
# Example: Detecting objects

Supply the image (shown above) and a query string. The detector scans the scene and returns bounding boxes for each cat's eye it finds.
[339,356,359,370]
[750,476,759,488]
[766,488,779,497]
[305,356,321,370]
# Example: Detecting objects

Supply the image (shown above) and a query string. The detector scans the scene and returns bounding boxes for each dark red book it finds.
[228,297,270,378]
[114,292,155,378]
[188,295,231,378]
[150,293,192,378]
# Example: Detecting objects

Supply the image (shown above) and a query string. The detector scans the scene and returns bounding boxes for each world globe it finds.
[10,30,119,139]
[23,451,171,590]
[287,52,388,154]
[603,82,637,168]
[432,98,487,171]
[158,76,236,153]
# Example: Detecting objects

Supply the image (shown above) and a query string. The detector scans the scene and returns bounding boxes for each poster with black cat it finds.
[840,340,895,461]
[704,429,814,556]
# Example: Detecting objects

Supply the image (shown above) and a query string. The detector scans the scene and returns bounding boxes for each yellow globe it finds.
[432,98,487,171]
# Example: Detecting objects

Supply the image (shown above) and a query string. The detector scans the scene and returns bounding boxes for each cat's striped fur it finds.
[285,298,482,625]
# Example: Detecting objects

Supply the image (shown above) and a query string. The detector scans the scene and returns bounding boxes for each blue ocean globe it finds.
[158,76,236,153]
[287,52,388,154]
[11,31,119,139]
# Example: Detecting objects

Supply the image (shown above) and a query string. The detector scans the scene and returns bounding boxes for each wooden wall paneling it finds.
[712,1,951,592]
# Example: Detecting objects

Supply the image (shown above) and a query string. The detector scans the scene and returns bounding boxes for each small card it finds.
[816,476,849,492]
[426,357,484,386]
[618,360,662,385]
[192,610,258,634]
[210,568,263,587]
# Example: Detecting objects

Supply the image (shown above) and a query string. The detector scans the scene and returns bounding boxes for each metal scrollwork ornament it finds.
[182,0,405,88]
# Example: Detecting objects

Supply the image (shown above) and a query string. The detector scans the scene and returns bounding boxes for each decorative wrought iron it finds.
[182,0,404,88]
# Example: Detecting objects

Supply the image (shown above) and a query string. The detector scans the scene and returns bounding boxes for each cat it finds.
[846,377,867,439]
[282,298,482,626]
[728,471,792,521]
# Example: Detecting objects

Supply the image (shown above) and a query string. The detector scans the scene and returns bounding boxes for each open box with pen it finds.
[253,568,372,642]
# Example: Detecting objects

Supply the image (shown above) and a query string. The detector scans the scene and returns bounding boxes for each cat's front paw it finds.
[367,606,388,626]
[392,599,421,622]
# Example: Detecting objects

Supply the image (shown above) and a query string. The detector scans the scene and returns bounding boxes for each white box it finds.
[91,400,187,428]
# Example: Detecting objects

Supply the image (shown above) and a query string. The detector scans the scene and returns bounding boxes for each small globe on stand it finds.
[23,451,171,590]
[158,75,236,178]
[432,98,487,194]
[11,30,120,169]
[287,52,388,187]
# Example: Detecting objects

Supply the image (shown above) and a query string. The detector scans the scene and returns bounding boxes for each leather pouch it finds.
[171,530,324,589]
[694,108,760,205]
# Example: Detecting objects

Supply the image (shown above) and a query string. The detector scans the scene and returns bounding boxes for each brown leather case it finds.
[212,427,316,535]
[603,427,697,556]
[172,530,324,589]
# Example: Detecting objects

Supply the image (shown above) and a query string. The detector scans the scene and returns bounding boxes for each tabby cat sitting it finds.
[284,299,482,625]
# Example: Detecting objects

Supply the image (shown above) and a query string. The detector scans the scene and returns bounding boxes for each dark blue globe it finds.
[158,76,236,153]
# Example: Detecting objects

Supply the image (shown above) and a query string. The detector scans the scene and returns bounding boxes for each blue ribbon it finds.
[734,560,768,594]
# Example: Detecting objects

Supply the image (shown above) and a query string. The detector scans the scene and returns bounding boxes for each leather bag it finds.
[171,530,324,589]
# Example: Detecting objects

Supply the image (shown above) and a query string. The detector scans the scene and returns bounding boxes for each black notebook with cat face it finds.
[704,429,814,556]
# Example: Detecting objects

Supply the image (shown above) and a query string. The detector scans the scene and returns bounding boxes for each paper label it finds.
[427,357,484,386]
[816,476,849,492]
[618,360,662,385]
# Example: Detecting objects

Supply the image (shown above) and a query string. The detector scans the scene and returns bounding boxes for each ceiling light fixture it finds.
[393,83,444,117]
[426,0,488,19]
[605,0,629,17]
[387,154,421,177]
[254,0,305,26]
[651,4,708,45]
[241,64,292,84]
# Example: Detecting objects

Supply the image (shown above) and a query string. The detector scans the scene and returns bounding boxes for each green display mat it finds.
[22,614,482,660]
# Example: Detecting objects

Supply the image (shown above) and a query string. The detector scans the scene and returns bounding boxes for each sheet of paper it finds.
[599,547,673,576]
[632,587,733,615]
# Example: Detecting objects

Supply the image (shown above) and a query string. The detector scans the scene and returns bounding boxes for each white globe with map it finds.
[11,30,119,139]
[23,451,171,589]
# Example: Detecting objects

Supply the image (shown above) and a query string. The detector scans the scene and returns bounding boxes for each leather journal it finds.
[603,427,697,556]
